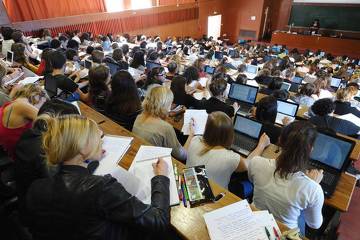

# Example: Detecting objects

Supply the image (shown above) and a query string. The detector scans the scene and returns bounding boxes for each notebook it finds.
[275,100,299,125]
[231,115,262,156]
[128,146,180,206]
[309,131,355,197]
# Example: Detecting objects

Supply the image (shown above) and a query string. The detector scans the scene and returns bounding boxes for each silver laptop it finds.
[231,115,262,156]
[228,83,258,116]
[245,65,258,79]
[275,100,299,125]
[280,82,291,91]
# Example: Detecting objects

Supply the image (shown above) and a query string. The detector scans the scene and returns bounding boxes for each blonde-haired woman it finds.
[186,111,270,189]
[133,86,193,161]
[334,87,360,117]
[0,83,48,158]
[26,115,171,239]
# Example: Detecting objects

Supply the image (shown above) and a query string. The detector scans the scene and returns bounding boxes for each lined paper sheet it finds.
[181,109,208,135]
[128,146,179,206]
[203,200,269,240]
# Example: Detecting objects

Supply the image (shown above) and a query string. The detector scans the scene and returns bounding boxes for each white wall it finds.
[294,0,360,3]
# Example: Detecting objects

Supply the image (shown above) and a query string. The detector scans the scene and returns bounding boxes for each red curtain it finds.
[24,7,199,37]
[3,0,106,22]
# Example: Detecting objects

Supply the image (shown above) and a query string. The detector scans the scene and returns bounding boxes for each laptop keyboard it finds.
[238,104,252,114]
[309,161,336,186]
[233,135,258,152]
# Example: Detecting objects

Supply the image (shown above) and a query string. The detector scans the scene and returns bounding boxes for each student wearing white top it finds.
[248,121,324,236]
[311,77,334,101]
[1,27,15,56]
[187,111,270,189]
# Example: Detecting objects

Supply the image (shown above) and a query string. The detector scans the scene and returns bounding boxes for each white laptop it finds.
[5,50,13,66]
[275,100,299,125]
[245,65,258,79]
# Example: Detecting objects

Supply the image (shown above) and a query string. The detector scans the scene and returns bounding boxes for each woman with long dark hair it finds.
[105,70,142,131]
[248,121,324,235]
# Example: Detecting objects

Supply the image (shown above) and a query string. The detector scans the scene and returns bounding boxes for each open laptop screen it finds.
[228,83,258,104]
[234,115,262,139]
[204,65,215,74]
[246,65,258,74]
[214,51,223,60]
[146,61,161,70]
[280,82,291,91]
[292,76,303,84]
[6,51,13,64]
[277,100,298,117]
[330,77,341,88]
[310,133,354,170]
[84,59,93,69]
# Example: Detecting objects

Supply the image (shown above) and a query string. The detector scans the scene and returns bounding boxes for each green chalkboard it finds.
[288,4,360,32]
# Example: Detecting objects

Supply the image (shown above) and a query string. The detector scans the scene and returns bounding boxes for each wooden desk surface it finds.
[262,145,357,212]
[79,102,295,240]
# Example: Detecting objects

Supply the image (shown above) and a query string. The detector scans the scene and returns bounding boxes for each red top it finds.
[36,59,46,76]
[0,102,33,159]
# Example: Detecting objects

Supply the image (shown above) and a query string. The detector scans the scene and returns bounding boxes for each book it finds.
[183,165,214,207]
[128,145,180,206]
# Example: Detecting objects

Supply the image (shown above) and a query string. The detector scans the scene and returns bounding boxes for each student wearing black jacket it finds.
[15,99,80,210]
[334,87,360,118]
[26,115,170,240]
[253,95,283,144]
[170,75,202,109]
[309,98,360,138]
[199,76,237,118]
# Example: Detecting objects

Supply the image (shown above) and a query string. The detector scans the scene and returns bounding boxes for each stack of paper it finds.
[128,145,179,206]
[181,109,208,135]
[204,200,281,240]
[18,76,42,85]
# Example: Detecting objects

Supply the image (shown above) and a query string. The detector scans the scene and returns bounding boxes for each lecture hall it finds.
[0,0,360,239]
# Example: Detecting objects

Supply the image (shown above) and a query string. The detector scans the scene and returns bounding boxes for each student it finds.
[260,77,283,95]
[36,48,55,76]
[183,66,203,92]
[0,84,48,158]
[91,50,105,65]
[1,27,14,56]
[111,48,129,70]
[143,67,167,91]
[193,57,206,78]
[186,111,270,189]
[83,65,110,113]
[309,98,360,137]
[235,74,247,84]
[0,65,10,106]
[26,115,170,239]
[248,121,324,234]
[71,29,82,44]
[200,76,237,118]
[253,96,283,144]
[11,43,39,73]
[50,39,62,50]
[44,50,85,101]
[170,75,201,109]
[132,86,193,161]
[334,87,360,118]
[105,71,142,131]
[11,30,38,60]
[130,50,146,71]
[15,99,80,208]
[292,83,316,107]
[166,61,177,81]
[311,78,333,101]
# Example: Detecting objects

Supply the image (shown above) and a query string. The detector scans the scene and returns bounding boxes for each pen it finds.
[273,227,280,240]
[136,154,170,163]
[180,177,187,207]
[182,175,190,202]
[97,120,106,125]
[264,227,271,240]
